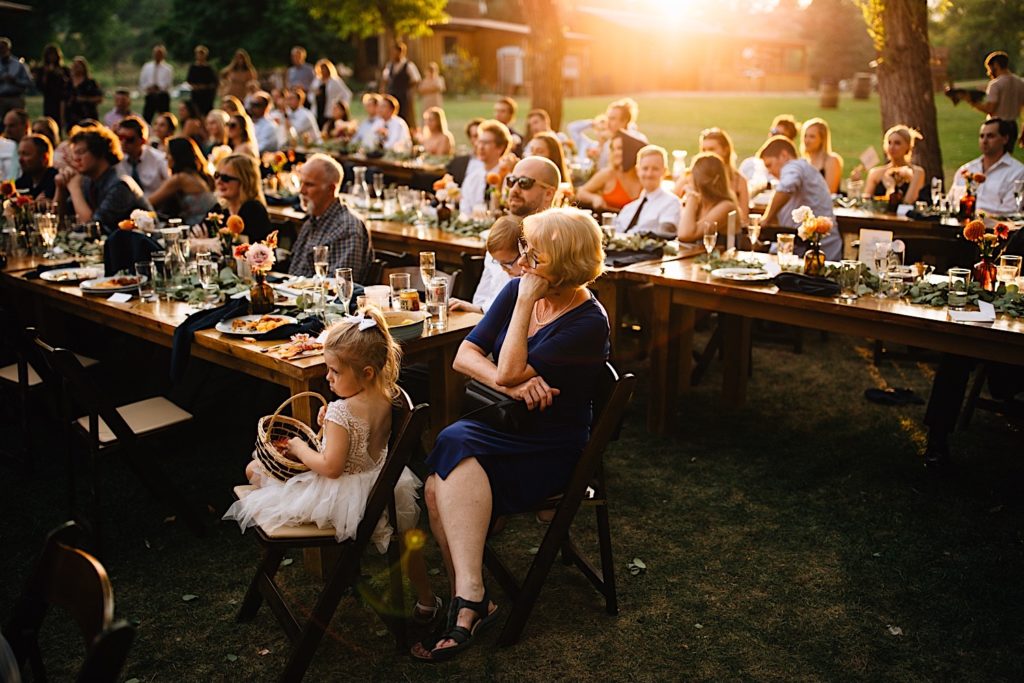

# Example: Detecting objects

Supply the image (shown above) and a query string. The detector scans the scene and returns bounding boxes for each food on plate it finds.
[92,276,140,289]
[267,334,324,359]
[230,315,290,334]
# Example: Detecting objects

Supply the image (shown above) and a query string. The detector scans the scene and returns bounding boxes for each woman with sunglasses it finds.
[227,112,259,159]
[213,153,273,243]
[449,215,524,314]
[412,208,609,662]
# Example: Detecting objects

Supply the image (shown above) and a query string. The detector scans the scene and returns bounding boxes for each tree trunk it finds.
[873,0,944,183]
[521,0,565,130]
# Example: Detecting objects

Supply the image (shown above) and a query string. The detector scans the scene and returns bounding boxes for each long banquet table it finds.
[0,264,481,438]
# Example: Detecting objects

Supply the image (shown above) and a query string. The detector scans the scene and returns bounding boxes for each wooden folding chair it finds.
[234,389,429,682]
[483,363,636,646]
[456,252,486,301]
[33,336,204,541]
[3,521,135,683]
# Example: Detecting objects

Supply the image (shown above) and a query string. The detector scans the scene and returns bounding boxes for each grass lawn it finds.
[25,88,984,182]
[2,321,1022,681]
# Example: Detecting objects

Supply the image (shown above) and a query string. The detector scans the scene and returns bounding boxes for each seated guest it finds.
[220,94,244,117]
[0,108,28,179]
[148,137,218,225]
[289,153,371,281]
[353,93,383,149]
[150,111,177,153]
[675,128,750,224]
[214,153,274,243]
[115,116,169,196]
[948,118,1024,215]
[525,131,569,186]
[378,95,411,152]
[576,130,644,212]
[465,117,483,148]
[769,114,800,142]
[15,134,57,199]
[410,208,609,663]
[800,118,844,194]
[177,99,206,146]
[283,86,322,145]
[505,156,560,218]
[248,91,281,154]
[597,99,646,170]
[227,112,259,159]
[103,89,133,129]
[493,96,523,155]
[615,144,681,239]
[758,136,841,260]
[449,215,524,314]
[32,117,60,148]
[566,113,608,166]
[676,152,737,242]
[458,118,512,215]
[419,106,454,156]
[526,108,551,139]
[863,124,925,204]
[60,125,152,233]
[203,108,232,161]
[321,100,353,140]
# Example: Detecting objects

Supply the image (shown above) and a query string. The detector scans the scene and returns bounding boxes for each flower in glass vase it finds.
[217,214,245,254]
[792,205,833,276]
[0,180,15,198]
[963,217,1009,291]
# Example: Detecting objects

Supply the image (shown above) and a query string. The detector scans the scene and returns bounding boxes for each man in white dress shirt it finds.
[354,93,382,149]
[459,119,511,215]
[949,118,1024,215]
[378,95,411,152]
[139,45,173,123]
[614,145,682,239]
[249,91,282,154]
[283,87,321,145]
[115,116,169,196]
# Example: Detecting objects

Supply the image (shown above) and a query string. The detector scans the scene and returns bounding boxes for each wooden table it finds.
[268,206,486,270]
[0,268,481,438]
[295,148,447,190]
[621,256,1024,435]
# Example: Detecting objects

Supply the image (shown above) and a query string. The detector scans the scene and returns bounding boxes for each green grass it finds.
[26,87,983,182]
[2,323,1022,681]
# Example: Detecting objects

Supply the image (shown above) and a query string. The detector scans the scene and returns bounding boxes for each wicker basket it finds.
[254,391,327,481]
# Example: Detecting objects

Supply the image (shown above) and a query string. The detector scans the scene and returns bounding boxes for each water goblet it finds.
[700,220,718,260]
[335,267,354,315]
[37,212,58,259]
[372,173,385,210]
[419,251,436,291]
[746,214,762,250]
[197,258,220,309]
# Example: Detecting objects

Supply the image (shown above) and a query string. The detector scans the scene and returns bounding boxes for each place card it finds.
[859,146,880,170]
[949,300,995,323]
[107,292,133,303]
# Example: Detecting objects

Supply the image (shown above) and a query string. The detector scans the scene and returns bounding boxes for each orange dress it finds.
[602,177,634,211]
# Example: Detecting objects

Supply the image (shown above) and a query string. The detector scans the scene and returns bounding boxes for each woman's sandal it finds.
[410,594,498,662]
[412,595,443,626]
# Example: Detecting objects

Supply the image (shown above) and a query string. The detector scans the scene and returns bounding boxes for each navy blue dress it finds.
[426,279,610,515]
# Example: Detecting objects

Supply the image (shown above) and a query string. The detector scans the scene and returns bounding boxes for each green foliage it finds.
[802,0,876,82]
[302,0,448,40]
[441,46,481,95]
[930,0,1024,81]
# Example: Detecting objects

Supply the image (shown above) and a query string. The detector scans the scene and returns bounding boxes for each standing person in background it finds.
[187,45,218,115]
[418,62,445,111]
[311,59,352,129]
[140,45,173,123]
[382,41,421,132]
[0,38,32,120]
[286,46,315,93]
[220,49,258,102]
[103,90,134,130]
[63,57,103,130]
[969,51,1024,149]
[33,44,70,130]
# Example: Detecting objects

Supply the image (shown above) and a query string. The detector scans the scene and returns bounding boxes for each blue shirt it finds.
[774,158,841,260]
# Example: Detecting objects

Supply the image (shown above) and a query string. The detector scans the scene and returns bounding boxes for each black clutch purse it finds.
[460,379,532,432]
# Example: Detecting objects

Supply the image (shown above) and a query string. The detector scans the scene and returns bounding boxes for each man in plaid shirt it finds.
[289,153,372,281]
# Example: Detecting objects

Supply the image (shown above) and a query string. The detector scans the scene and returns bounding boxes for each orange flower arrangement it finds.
[963,216,1010,261]
[117,219,136,231]
[225,214,245,235]
[485,172,501,187]
[0,180,15,197]
[432,174,453,191]
[962,219,986,242]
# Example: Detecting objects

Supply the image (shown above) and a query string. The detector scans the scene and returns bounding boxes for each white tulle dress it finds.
[223,399,422,553]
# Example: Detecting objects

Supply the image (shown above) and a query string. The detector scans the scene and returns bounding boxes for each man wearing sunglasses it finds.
[115,116,168,195]
[505,156,559,217]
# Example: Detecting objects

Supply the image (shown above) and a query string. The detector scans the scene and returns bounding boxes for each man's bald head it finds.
[507,156,560,217]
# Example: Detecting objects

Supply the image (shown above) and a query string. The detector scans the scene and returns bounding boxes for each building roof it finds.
[572,5,809,45]
[434,15,592,42]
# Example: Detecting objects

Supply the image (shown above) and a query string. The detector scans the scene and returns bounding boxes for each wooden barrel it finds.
[819,81,839,109]
[853,72,872,99]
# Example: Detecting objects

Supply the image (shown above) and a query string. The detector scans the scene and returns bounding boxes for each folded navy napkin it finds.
[104,230,163,276]
[905,210,941,222]
[169,297,248,382]
[606,248,663,268]
[265,194,302,208]
[772,272,840,297]
[23,260,82,279]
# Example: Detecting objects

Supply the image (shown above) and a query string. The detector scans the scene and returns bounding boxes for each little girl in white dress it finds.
[224,307,441,621]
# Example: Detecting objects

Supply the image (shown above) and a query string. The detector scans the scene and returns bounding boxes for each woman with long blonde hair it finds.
[676,127,749,223]
[677,152,739,242]
[800,117,844,194]
[220,49,258,101]
[418,106,454,156]
[226,112,259,159]
[863,125,925,204]
[214,153,273,242]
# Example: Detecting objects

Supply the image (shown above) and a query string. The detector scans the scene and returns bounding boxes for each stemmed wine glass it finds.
[873,241,892,298]
[335,267,354,315]
[931,177,944,210]
[313,245,329,319]
[700,220,718,260]
[372,174,385,211]
[1012,178,1024,215]
[746,214,762,251]
[419,251,436,291]
[37,212,58,259]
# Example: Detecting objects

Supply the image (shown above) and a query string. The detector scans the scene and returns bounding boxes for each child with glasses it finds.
[449,215,524,314]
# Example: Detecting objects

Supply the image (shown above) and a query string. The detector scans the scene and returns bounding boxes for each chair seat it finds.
[233,485,337,539]
[0,354,98,388]
[75,396,192,444]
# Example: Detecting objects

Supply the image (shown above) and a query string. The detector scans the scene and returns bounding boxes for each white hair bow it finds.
[343,314,378,332]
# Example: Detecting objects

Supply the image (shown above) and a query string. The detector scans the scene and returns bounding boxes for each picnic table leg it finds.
[594,280,622,359]
[719,313,751,408]
[427,342,464,444]
[647,287,694,435]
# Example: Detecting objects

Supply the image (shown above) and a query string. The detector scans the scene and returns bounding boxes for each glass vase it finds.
[250,271,274,314]
[803,243,825,277]
[972,256,998,292]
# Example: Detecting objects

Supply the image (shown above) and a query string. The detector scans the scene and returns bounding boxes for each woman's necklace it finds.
[533,289,579,327]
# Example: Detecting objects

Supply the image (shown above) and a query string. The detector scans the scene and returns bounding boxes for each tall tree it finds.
[857,0,943,182]
[803,0,875,85]
[520,0,566,130]
[303,0,448,40]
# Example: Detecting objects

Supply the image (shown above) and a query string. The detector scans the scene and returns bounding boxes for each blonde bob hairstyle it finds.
[218,153,266,206]
[323,306,402,400]
[522,208,604,289]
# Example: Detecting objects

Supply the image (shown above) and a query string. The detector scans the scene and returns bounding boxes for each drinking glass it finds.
[313,245,329,278]
[151,251,170,300]
[1000,254,1022,278]
[364,285,391,310]
[846,179,864,206]
[700,220,718,259]
[335,267,354,315]
[37,212,57,259]
[930,177,944,208]
[425,276,449,329]
[372,173,385,209]
[776,233,795,266]
[838,260,860,300]
[873,241,891,298]
[419,251,436,290]
[886,269,910,298]
[601,213,616,229]
[197,258,219,308]
[135,261,155,301]
[389,272,411,309]
[996,265,1018,288]
[746,214,762,250]
[383,187,398,215]
[947,268,971,310]
[1012,178,1024,214]
[355,294,370,312]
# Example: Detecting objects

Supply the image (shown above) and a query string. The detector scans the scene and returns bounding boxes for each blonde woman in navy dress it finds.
[412,208,610,662]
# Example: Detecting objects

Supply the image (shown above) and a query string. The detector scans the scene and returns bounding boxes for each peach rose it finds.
[226,214,245,235]
[265,230,279,250]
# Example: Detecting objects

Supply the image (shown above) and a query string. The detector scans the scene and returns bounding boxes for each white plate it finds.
[710,267,775,282]
[80,275,147,293]
[40,266,103,283]
[215,314,298,336]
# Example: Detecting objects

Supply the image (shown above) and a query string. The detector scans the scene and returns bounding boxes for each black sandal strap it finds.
[449,594,490,623]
